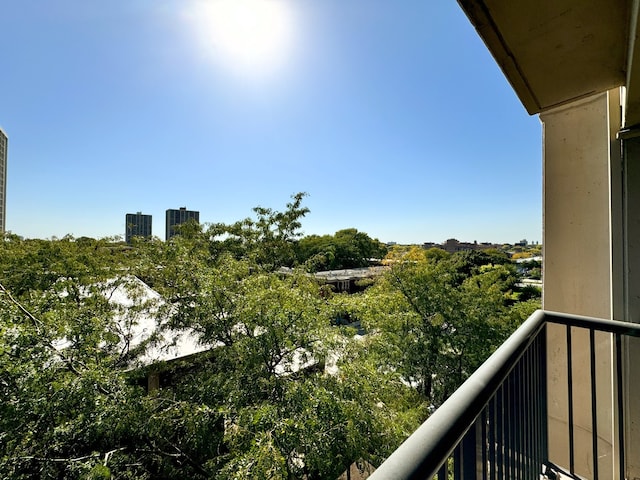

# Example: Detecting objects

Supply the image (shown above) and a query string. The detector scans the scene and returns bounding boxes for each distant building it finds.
[442,238,481,253]
[423,239,501,253]
[0,128,7,233]
[165,207,199,240]
[125,212,152,243]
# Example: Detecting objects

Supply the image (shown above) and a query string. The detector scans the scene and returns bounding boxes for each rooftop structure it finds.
[313,266,387,293]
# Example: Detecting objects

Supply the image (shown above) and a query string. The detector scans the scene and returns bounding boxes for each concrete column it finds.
[542,91,617,318]
[620,129,640,478]
[541,89,622,479]
[622,134,640,322]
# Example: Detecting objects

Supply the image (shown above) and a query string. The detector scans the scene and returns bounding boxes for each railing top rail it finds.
[544,310,640,337]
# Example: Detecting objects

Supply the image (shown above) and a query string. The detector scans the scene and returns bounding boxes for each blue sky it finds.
[1,1,541,244]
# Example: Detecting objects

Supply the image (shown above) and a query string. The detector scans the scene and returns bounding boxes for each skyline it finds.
[127,206,538,246]
[1,1,542,245]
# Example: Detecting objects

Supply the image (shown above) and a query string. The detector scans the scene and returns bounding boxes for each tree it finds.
[205,192,310,270]
[0,196,539,478]
[0,236,161,479]
[137,228,422,478]
[0,196,424,479]
[338,249,540,406]
[296,228,388,271]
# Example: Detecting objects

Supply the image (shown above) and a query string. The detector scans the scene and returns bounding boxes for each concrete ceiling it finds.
[457,0,640,127]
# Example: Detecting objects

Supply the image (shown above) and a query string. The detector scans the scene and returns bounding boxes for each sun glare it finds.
[187,0,296,77]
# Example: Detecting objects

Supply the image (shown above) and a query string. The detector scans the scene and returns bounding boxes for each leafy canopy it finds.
[0,195,539,478]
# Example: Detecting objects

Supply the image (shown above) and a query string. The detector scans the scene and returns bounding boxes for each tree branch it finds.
[0,282,44,333]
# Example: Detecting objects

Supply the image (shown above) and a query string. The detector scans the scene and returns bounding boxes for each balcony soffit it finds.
[456,0,636,121]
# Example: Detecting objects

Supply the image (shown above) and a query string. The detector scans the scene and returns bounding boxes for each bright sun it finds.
[187,0,295,77]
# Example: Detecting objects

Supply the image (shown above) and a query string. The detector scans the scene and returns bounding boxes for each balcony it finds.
[374,1,640,478]
[369,310,640,479]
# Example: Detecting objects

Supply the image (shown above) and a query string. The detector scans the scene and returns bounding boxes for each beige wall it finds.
[541,90,621,479]
[542,91,615,318]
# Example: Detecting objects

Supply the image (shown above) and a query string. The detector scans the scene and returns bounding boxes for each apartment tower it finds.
[165,207,199,240]
[0,128,7,233]
[125,212,152,243]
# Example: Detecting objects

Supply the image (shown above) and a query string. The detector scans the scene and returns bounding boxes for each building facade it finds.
[0,128,7,234]
[165,207,199,240]
[125,212,152,243]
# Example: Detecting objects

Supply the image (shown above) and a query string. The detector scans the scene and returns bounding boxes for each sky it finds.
[0,0,542,245]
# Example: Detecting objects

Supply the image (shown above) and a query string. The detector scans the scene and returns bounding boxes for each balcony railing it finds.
[369,310,640,480]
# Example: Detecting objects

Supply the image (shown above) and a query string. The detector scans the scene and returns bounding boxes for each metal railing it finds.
[369,310,640,480]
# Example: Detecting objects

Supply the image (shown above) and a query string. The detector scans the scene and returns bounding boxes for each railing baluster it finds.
[616,333,625,479]
[461,419,477,479]
[437,458,448,480]
[504,375,512,479]
[454,442,462,480]
[534,330,547,473]
[566,324,575,475]
[488,396,496,480]
[529,336,536,478]
[541,325,549,476]
[496,383,504,480]
[509,372,516,480]
[531,351,537,478]
[481,409,488,480]
[515,360,522,480]
[511,363,517,480]
[531,337,541,477]
[531,341,538,477]
[531,328,543,478]
[589,328,599,479]
[518,358,524,479]
[520,352,531,479]
[524,344,532,479]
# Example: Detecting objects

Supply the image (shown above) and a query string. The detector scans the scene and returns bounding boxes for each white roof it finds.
[52,276,208,368]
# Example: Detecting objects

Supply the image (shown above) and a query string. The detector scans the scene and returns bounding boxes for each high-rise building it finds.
[0,128,7,234]
[165,207,199,240]
[125,212,152,243]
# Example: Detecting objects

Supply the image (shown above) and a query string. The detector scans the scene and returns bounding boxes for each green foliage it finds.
[338,249,540,407]
[0,196,540,478]
[204,192,310,270]
[296,228,388,271]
